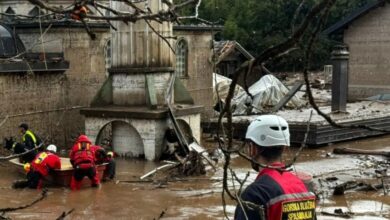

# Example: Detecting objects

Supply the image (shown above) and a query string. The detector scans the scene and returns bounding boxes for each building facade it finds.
[0,1,220,150]
[173,25,221,119]
[0,0,111,147]
[325,0,390,100]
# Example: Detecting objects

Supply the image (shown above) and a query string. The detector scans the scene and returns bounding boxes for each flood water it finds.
[1,135,390,219]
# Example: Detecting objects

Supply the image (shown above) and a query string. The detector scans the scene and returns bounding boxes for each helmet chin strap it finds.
[251,160,260,172]
[250,145,263,172]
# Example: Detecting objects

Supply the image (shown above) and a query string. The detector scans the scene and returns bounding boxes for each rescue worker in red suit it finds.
[234,115,316,220]
[70,135,100,190]
[18,144,61,189]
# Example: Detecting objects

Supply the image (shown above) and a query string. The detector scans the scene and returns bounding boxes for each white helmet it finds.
[46,144,57,153]
[245,115,290,147]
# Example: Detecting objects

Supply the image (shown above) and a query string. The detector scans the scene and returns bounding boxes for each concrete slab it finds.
[204,101,390,146]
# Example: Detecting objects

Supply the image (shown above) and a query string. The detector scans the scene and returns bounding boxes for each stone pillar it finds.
[331,45,349,112]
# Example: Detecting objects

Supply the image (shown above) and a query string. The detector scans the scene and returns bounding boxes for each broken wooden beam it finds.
[140,163,178,180]
[271,81,304,112]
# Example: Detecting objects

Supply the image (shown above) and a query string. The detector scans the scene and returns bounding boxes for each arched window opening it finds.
[176,39,188,78]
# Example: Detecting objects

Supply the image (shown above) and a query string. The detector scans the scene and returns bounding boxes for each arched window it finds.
[104,39,111,76]
[176,39,188,78]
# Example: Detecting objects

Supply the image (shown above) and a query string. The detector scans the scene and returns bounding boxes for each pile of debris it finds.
[212,70,333,116]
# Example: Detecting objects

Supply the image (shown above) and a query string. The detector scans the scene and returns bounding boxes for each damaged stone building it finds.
[325,0,390,100]
[0,0,219,157]
[0,0,111,147]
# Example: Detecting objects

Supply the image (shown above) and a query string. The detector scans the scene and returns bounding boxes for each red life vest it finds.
[72,142,95,167]
[258,166,316,220]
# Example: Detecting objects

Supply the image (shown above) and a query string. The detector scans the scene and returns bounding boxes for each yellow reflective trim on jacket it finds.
[34,152,48,164]
[77,142,90,150]
[23,130,37,144]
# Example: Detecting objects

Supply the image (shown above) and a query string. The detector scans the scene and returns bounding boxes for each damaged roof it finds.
[324,0,386,35]
[213,40,254,64]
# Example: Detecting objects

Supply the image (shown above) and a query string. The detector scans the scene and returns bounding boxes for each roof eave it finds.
[324,0,386,36]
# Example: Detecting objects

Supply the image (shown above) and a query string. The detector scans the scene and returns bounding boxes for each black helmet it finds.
[19,123,28,130]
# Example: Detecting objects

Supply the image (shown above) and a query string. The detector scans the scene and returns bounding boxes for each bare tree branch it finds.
[0,144,43,161]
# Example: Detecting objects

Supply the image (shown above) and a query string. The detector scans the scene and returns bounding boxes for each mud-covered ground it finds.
[0,135,389,219]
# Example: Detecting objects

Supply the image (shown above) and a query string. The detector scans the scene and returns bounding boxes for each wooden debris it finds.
[333,181,359,195]
[333,147,390,157]
[175,151,206,176]
[140,163,179,180]
[188,142,217,171]
[334,181,385,195]
[272,81,304,112]
[320,208,353,218]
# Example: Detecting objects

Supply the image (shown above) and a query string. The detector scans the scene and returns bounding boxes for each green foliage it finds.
[190,0,372,71]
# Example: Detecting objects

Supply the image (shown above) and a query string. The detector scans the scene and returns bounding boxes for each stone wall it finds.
[344,5,390,100]
[84,113,201,161]
[173,30,214,120]
[0,26,110,149]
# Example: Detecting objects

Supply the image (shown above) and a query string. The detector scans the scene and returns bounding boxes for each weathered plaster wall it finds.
[112,72,171,106]
[344,5,390,100]
[173,30,214,119]
[0,27,110,149]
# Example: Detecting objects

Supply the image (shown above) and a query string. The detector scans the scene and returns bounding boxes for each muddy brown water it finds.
[0,136,390,219]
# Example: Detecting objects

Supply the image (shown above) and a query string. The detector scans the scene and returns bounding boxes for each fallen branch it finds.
[0,189,48,213]
[153,208,167,220]
[333,147,390,157]
[56,208,75,220]
[0,143,44,161]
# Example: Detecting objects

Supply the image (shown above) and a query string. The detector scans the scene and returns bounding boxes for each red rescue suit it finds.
[69,135,100,190]
[235,163,316,220]
[29,151,61,189]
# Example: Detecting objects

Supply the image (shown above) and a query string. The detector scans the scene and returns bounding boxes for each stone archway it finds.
[96,120,144,158]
